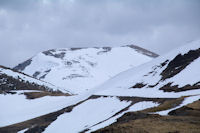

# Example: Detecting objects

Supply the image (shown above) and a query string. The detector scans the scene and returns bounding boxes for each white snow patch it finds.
[44,97,131,133]
[88,101,159,132]
[10,90,43,94]
[0,94,77,127]
[128,101,159,112]
[17,128,28,133]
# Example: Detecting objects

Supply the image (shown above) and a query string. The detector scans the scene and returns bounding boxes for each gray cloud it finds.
[0,0,200,67]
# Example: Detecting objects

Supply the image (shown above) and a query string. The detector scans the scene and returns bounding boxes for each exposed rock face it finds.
[0,73,48,92]
[160,82,200,92]
[126,45,159,58]
[161,48,200,80]
[13,59,32,71]
[42,49,66,59]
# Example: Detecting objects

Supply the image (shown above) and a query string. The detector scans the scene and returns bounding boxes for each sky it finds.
[0,0,199,67]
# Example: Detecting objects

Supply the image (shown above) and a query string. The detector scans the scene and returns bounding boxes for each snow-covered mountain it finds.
[42,40,200,133]
[14,45,158,94]
[1,41,200,133]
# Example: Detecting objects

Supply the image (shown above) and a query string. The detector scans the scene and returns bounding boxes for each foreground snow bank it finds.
[45,97,131,133]
[0,94,76,127]
[88,101,159,132]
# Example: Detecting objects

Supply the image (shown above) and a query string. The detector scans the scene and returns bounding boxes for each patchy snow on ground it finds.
[95,87,200,98]
[156,95,200,115]
[87,101,159,132]
[44,97,131,133]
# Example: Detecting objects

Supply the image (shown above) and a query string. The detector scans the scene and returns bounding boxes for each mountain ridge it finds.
[14,45,158,72]
[0,65,69,94]
[14,45,157,94]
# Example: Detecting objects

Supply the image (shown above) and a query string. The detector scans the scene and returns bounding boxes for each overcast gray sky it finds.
[0,0,199,67]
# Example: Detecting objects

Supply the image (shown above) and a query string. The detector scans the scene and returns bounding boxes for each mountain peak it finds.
[14,45,157,94]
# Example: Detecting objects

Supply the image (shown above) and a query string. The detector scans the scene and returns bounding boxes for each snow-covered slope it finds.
[45,96,131,133]
[94,40,200,97]
[0,65,67,93]
[0,93,75,127]
[14,45,157,94]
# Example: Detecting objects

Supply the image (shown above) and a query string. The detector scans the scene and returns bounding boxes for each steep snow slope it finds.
[14,45,157,94]
[94,40,200,97]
